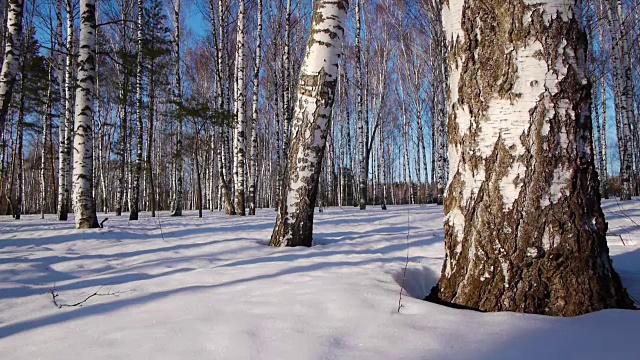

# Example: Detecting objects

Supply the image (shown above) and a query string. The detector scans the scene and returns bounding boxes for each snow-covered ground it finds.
[0,199,639,359]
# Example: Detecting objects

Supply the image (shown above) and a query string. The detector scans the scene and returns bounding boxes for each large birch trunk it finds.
[72,0,99,229]
[0,0,23,135]
[270,0,348,247]
[427,0,633,316]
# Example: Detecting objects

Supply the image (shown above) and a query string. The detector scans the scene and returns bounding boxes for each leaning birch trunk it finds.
[427,0,633,316]
[233,0,246,216]
[130,0,143,220]
[72,0,99,229]
[248,0,262,216]
[0,0,24,135]
[270,0,348,247]
[171,0,183,216]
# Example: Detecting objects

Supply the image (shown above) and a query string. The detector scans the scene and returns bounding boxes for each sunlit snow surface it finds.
[1,199,639,359]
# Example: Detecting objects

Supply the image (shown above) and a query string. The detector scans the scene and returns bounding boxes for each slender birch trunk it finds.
[233,0,246,215]
[428,0,633,316]
[606,0,634,200]
[147,59,156,217]
[270,0,348,247]
[115,1,129,216]
[171,0,183,216]
[0,0,23,135]
[248,0,262,216]
[55,0,75,220]
[600,80,608,198]
[15,67,24,219]
[355,0,366,210]
[72,0,99,228]
[130,0,143,220]
[41,63,53,218]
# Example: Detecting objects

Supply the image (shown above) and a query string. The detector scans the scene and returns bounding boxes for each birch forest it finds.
[0,0,638,225]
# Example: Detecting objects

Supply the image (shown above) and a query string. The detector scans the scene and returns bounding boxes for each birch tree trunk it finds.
[171,0,183,216]
[600,81,608,198]
[248,0,262,216]
[41,63,53,219]
[130,0,144,220]
[606,0,634,200]
[355,0,366,210]
[270,0,348,247]
[15,66,24,220]
[115,1,129,216]
[58,0,74,220]
[0,0,23,135]
[233,0,246,215]
[72,0,99,229]
[427,0,633,316]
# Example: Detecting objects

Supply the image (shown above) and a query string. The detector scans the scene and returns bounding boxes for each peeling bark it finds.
[0,0,23,136]
[270,0,348,247]
[428,0,633,316]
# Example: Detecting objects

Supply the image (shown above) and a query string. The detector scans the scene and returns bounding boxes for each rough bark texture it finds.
[270,0,348,247]
[427,0,634,316]
[72,0,99,229]
[0,0,23,135]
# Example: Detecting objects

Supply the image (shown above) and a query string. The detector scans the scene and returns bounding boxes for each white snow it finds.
[1,200,640,359]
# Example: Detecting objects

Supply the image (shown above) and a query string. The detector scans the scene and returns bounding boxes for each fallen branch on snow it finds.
[48,284,118,308]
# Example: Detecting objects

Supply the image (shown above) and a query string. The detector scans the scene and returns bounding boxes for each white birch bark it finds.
[131,0,143,220]
[41,63,53,218]
[55,0,67,219]
[0,0,23,135]
[248,0,262,216]
[72,0,99,228]
[233,0,246,215]
[171,0,183,216]
[429,0,632,315]
[606,0,634,200]
[270,0,349,247]
[355,0,366,210]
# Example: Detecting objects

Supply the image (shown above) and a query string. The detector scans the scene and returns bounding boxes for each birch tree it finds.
[72,0,99,228]
[57,0,75,220]
[233,0,246,216]
[248,0,262,216]
[0,0,24,136]
[270,0,348,247]
[427,0,633,316]
[170,0,183,216]
[130,0,144,220]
